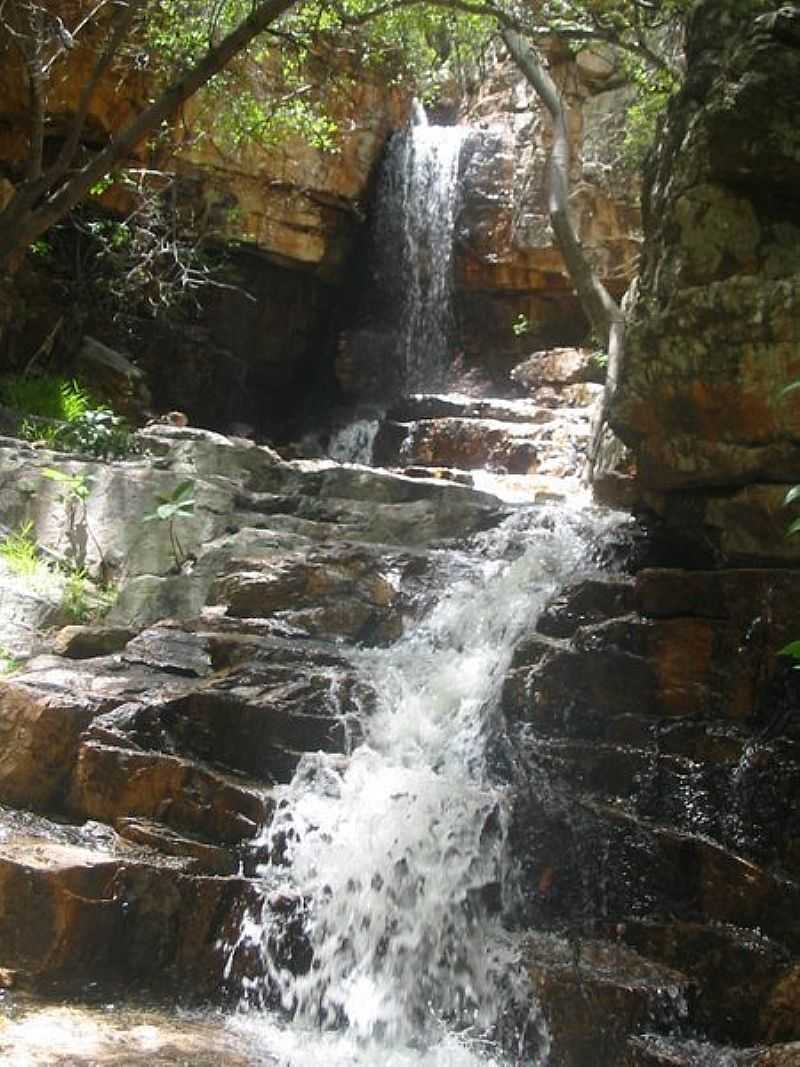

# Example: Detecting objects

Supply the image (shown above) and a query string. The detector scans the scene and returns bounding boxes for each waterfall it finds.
[374,115,467,394]
[327,416,381,465]
[226,506,622,1065]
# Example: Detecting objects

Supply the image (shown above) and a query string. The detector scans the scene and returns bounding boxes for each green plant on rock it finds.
[42,468,108,569]
[0,646,20,674]
[512,314,530,338]
[0,375,93,423]
[59,564,117,625]
[778,639,800,671]
[0,521,41,577]
[53,409,135,459]
[60,567,92,623]
[2,376,93,446]
[143,479,196,571]
[0,375,134,457]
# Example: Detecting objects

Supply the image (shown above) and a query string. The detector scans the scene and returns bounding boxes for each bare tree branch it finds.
[0,0,298,267]
[44,0,143,188]
[500,26,622,350]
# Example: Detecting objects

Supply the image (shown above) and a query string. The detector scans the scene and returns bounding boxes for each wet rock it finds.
[209,545,405,644]
[0,811,261,998]
[525,931,690,1067]
[155,651,369,782]
[0,656,197,810]
[387,417,541,474]
[614,919,794,1046]
[536,577,635,638]
[70,740,272,845]
[387,394,556,424]
[114,818,237,876]
[122,625,213,676]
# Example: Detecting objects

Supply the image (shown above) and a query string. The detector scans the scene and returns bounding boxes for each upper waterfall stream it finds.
[370,118,467,397]
[226,505,623,1065]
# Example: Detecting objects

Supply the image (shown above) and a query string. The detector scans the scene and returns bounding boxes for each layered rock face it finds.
[607,0,800,562]
[507,563,800,1063]
[0,13,405,273]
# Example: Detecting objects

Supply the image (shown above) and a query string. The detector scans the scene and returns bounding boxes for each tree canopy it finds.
[0,0,690,272]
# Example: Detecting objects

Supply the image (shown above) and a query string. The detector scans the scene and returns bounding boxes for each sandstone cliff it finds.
[607,0,800,563]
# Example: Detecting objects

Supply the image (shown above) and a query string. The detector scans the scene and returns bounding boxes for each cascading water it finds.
[225,505,623,1065]
[373,109,467,395]
[327,417,381,465]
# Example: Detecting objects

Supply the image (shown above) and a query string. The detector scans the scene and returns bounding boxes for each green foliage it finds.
[778,640,800,667]
[142,0,490,155]
[42,469,92,505]
[622,63,678,168]
[54,409,135,459]
[0,374,134,457]
[512,314,531,337]
[144,479,196,524]
[61,567,92,623]
[0,522,40,577]
[143,479,196,569]
[0,646,20,674]
[0,376,94,423]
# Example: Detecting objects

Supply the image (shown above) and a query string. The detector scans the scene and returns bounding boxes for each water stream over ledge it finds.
[223,504,625,1065]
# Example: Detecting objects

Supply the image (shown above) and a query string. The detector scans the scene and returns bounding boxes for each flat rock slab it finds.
[0,999,277,1065]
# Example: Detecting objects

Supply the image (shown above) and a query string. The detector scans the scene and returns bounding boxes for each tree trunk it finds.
[0,0,298,269]
[500,27,625,479]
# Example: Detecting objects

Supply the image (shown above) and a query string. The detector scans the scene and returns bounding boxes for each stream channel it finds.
[220,116,624,1064]
[0,116,634,1064]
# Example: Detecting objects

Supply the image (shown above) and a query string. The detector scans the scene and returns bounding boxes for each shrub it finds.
[0,522,41,577]
[0,375,136,457]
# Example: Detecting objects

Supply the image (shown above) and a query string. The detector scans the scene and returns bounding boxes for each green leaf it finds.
[784,484,800,507]
[780,381,800,398]
[786,517,800,537]
[173,480,195,503]
[778,640,800,660]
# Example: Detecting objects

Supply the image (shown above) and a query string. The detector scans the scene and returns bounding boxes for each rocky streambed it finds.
[0,360,799,1065]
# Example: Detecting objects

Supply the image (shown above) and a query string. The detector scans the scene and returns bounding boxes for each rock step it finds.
[0,816,262,999]
[524,931,691,1067]
[625,1035,800,1066]
[519,731,800,882]
[373,415,591,475]
[114,816,239,875]
[602,919,799,1047]
[514,794,800,952]
[70,737,275,846]
[231,487,506,546]
[386,393,563,424]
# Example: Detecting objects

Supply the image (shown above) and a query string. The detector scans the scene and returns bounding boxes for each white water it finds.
[382,121,467,393]
[226,505,623,1065]
[327,417,381,465]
